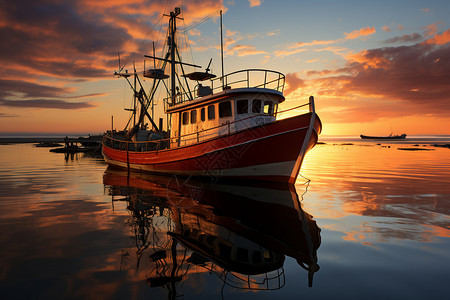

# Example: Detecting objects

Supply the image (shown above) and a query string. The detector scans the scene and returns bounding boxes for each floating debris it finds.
[398,148,434,151]
[50,146,91,153]
[34,142,63,148]
[433,144,450,149]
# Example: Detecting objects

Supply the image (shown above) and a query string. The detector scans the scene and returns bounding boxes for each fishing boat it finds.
[102,7,322,184]
[360,133,407,140]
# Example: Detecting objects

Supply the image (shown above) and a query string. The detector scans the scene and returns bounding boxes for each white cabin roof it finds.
[166,87,284,113]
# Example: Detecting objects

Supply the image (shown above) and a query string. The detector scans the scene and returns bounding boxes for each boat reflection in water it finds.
[103,167,321,297]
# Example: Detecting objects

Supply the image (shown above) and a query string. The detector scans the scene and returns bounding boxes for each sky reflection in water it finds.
[0,141,449,299]
[298,140,449,299]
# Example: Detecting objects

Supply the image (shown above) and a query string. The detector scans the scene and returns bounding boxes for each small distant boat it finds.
[360,133,407,140]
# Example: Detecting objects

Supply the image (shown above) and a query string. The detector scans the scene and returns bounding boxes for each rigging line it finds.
[120,14,165,72]
[181,15,196,72]
[179,2,195,66]
[180,10,221,33]
[153,8,169,64]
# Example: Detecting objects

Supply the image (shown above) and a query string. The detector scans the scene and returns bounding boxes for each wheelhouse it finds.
[165,69,285,147]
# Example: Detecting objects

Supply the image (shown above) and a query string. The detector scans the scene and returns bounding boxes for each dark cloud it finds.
[0,79,71,98]
[0,99,95,109]
[66,93,107,99]
[308,40,450,117]
[0,0,223,80]
[382,33,423,44]
[0,0,131,79]
[0,112,15,117]
[0,79,96,109]
[345,43,450,105]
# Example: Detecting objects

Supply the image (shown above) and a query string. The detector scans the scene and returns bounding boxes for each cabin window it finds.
[201,107,205,121]
[236,248,249,262]
[252,251,262,263]
[264,250,274,262]
[219,243,232,259]
[207,105,215,120]
[264,101,274,115]
[252,99,262,113]
[190,110,197,124]
[182,111,189,125]
[219,101,232,118]
[236,99,248,114]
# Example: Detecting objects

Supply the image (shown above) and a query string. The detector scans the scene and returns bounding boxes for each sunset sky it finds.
[1,0,449,136]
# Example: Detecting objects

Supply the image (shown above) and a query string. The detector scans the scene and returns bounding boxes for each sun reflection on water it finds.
[298,141,450,244]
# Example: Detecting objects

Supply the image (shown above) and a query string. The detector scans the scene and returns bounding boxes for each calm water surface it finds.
[0,138,449,299]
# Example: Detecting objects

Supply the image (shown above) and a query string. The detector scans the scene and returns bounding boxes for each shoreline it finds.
[0,137,66,144]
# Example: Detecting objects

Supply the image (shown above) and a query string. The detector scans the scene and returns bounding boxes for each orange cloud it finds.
[286,25,450,125]
[344,26,376,40]
[424,29,450,45]
[274,40,338,57]
[345,50,390,69]
[274,48,307,57]
[331,42,450,116]
[275,26,376,58]
[424,23,440,36]
[227,44,267,56]
[284,73,305,96]
[291,40,336,48]
[249,0,261,7]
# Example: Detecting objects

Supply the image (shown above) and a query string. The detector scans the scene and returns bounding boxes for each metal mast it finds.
[220,10,224,89]
[169,8,181,105]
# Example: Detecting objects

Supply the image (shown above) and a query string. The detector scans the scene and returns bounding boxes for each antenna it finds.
[206,58,212,73]
[118,51,121,71]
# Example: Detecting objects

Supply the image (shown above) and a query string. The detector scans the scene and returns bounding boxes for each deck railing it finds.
[211,69,285,93]
[165,69,285,108]
[103,96,315,153]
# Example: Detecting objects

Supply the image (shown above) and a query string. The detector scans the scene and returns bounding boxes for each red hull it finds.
[102,113,321,183]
